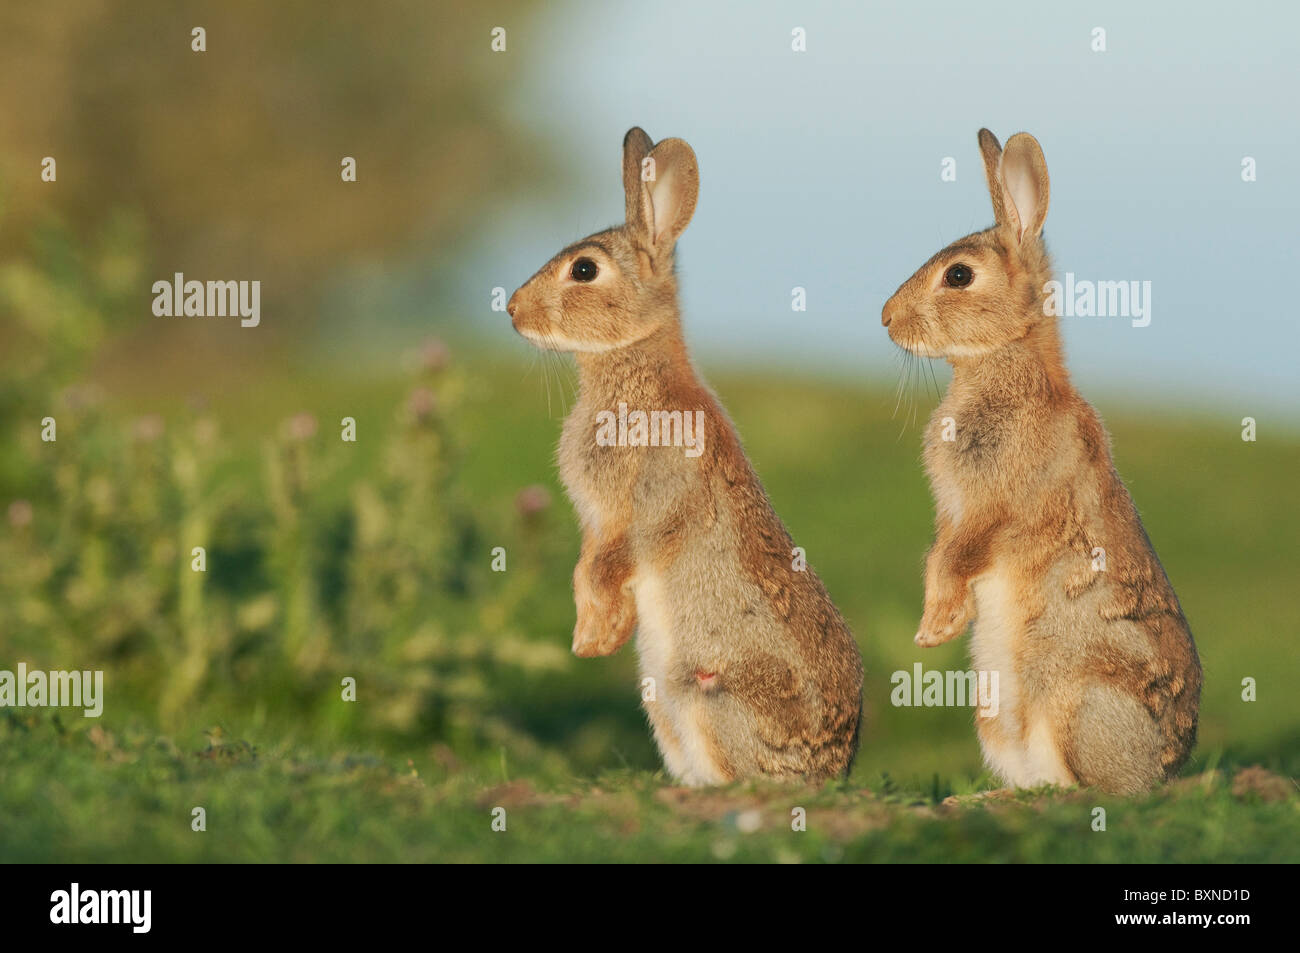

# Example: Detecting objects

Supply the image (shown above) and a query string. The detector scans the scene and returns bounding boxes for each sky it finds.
[464,0,1300,417]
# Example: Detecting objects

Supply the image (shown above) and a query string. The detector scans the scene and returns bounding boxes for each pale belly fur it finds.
[630,571,728,786]
[968,568,1075,788]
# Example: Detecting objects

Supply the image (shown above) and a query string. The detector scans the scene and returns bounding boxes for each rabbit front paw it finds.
[915,595,974,647]
[572,594,637,658]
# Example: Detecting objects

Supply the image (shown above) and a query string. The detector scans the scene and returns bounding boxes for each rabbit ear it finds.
[1000,133,1050,242]
[978,127,1015,231]
[645,138,698,254]
[624,136,699,260]
[622,127,655,232]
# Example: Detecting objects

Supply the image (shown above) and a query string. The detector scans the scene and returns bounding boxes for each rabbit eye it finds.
[944,264,973,288]
[570,258,599,282]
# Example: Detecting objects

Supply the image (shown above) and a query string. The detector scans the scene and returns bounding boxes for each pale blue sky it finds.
[465,0,1299,416]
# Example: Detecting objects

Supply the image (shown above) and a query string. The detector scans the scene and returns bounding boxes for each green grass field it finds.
[2,348,1297,862]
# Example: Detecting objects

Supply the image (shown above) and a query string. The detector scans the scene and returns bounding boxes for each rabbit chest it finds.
[925,416,1003,525]
[557,406,635,533]
[559,403,701,530]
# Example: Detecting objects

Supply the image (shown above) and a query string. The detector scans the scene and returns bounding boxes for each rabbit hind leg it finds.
[1063,683,1163,795]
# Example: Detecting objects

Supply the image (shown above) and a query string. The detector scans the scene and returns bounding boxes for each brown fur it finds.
[882,129,1201,795]
[508,128,863,785]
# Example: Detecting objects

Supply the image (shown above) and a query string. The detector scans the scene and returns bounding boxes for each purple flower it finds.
[7,500,33,528]
[285,413,318,441]
[421,338,449,373]
[407,387,437,421]
[515,485,552,518]
[132,414,165,443]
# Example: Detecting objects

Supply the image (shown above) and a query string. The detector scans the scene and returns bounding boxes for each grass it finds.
[1,346,1298,863]
[5,712,1296,863]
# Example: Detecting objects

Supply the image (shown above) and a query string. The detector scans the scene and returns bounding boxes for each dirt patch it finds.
[475,779,553,809]
[1231,766,1296,803]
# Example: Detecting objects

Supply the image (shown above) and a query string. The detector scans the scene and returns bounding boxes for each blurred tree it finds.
[0,0,547,345]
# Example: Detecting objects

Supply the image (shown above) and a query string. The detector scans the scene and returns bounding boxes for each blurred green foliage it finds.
[0,206,576,768]
[0,348,585,758]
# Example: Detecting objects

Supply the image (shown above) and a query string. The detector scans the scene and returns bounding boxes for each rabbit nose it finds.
[881,299,896,327]
[506,294,519,318]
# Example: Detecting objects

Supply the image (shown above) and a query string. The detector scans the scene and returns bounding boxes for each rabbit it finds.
[880,128,1201,795]
[506,127,863,785]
